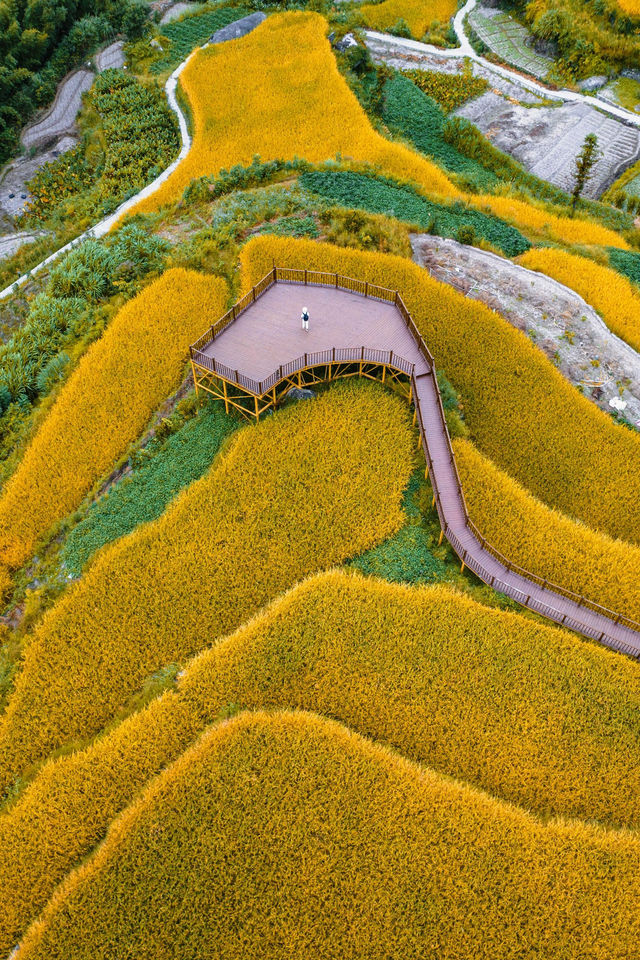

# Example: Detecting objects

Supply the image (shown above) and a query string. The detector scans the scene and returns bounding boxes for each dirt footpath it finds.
[411,234,640,427]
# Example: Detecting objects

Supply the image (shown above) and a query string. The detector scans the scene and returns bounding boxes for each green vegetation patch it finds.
[382,72,498,191]
[151,6,251,74]
[299,169,531,256]
[61,400,239,576]
[608,247,640,286]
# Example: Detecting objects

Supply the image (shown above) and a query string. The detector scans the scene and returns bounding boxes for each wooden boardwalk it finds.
[190,269,640,659]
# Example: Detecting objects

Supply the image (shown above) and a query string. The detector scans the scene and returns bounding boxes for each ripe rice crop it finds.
[4,571,640,951]
[471,193,629,249]
[0,380,413,797]
[15,710,640,960]
[132,13,458,216]
[454,438,640,620]
[0,269,227,588]
[240,236,640,545]
[518,246,640,353]
[359,0,458,38]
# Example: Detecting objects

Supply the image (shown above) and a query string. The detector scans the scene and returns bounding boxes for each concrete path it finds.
[21,70,94,152]
[95,41,125,72]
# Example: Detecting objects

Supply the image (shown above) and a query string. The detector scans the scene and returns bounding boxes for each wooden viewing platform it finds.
[190,267,640,659]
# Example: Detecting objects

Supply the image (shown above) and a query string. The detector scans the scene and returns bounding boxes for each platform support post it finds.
[222,378,229,414]
[254,395,259,420]
[438,530,444,546]
[191,361,199,397]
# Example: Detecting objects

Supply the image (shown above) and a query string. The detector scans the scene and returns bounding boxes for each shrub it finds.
[0,269,228,583]
[518,247,640,353]
[131,13,458,216]
[14,711,640,960]
[240,235,640,545]
[0,380,414,797]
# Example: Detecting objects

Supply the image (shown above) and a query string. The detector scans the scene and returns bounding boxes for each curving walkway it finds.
[190,269,640,659]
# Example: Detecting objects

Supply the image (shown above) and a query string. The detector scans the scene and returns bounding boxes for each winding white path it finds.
[3,1,640,303]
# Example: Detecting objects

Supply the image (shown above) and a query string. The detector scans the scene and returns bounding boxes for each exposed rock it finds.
[208,12,267,45]
[286,387,315,402]
[335,33,359,52]
[578,75,608,92]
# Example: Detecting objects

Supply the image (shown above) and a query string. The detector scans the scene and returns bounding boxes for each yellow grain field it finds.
[131,12,457,215]
[15,711,640,960]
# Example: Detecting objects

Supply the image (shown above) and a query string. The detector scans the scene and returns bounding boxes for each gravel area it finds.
[21,69,94,151]
[412,234,640,427]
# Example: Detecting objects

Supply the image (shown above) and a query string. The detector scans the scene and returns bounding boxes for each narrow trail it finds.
[3,3,640,301]
[190,269,640,660]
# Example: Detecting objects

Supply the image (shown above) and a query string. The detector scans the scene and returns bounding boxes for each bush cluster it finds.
[0,267,226,589]
[0,0,147,166]
[240,235,640,546]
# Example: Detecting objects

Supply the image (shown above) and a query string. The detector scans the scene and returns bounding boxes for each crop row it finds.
[455,437,640,620]
[0,380,414,799]
[0,268,227,591]
[4,568,640,951]
[14,708,640,959]
[240,235,640,546]
[132,13,458,216]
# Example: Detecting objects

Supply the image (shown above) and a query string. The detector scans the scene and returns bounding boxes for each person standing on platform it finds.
[301,306,309,332]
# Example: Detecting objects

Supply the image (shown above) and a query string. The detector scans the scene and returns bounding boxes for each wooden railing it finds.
[189,267,640,653]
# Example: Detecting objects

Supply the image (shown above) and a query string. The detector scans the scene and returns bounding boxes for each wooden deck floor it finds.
[201,284,418,379]
[200,278,640,659]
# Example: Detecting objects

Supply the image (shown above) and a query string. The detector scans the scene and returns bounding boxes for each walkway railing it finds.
[189,267,640,654]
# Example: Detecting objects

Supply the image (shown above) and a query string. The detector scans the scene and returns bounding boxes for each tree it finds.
[571,133,599,213]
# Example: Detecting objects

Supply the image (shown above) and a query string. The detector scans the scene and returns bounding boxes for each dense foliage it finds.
[241,236,640,545]
[132,13,457,215]
[0,0,147,164]
[15,711,640,959]
[300,168,530,255]
[519,246,640,353]
[381,72,498,191]
[25,70,180,224]
[0,268,226,590]
[0,380,414,798]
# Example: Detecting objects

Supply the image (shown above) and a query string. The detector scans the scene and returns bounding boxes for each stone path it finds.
[21,69,94,152]
[411,234,640,426]
[95,41,125,72]
[161,2,196,24]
